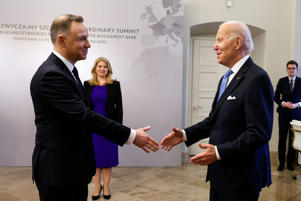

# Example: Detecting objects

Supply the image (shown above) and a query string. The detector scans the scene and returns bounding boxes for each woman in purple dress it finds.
[84,57,123,200]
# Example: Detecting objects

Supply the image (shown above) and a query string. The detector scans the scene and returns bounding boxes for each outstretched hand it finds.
[190,143,217,165]
[161,127,184,151]
[133,126,159,153]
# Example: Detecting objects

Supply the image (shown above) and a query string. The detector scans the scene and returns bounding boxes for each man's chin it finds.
[80,55,87,60]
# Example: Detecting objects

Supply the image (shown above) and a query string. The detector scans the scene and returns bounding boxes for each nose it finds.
[85,39,91,48]
[213,43,218,51]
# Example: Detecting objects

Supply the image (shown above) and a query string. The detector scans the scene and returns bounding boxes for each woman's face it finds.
[95,60,109,77]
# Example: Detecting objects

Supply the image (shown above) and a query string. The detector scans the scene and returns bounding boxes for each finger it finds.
[161,136,168,145]
[142,146,150,153]
[145,143,158,152]
[143,136,158,150]
[198,143,207,149]
[146,140,159,152]
[190,156,207,165]
[190,155,200,162]
[161,144,168,150]
[172,127,181,134]
[149,137,159,146]
[162,143,172,151]
[161,133,173,145]
[190,152,205,162]
[162,143,171,151]
[165,144,172,151]
[161,138,166,145]
[190,159,203,165]
[190,157,205,165]
[142,125,151,132]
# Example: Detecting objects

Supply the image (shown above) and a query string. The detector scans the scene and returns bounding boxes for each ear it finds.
[234,37,243,50]
[56,34,66,47]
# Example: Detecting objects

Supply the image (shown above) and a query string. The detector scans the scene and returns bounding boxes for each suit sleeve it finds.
[115,81,123,124]
[40,72,130,146]
[184,77,222,146]
[274,79,282,106]
[184,116,212,146]
[217,73,273,159]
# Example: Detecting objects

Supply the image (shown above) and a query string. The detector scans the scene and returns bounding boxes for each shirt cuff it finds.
[281,101,285,107]
[215,146,221,160]
[182,129,187,141]
[298,102,301,108]
[126,129,136,144]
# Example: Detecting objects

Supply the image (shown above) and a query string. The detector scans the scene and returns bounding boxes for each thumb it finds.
[142,125,151,132]
[172,126,181,133]
[198,143,208,149]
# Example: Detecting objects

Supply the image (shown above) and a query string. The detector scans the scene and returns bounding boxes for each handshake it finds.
[133,126,185,153]
[134,126,217,166]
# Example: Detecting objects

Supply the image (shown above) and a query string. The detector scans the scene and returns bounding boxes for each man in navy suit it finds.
[161,21,273,201]
[30,14,158,201]
[274,60,301,171]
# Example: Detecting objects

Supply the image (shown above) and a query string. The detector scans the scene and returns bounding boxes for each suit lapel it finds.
[212,57,252,117]
[287,77,292,94]
[291,77,300,94]
[49,53,88,104]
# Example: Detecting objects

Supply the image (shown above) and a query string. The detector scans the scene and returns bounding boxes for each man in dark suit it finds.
[30,14,159,201]
[161,21,273,201]
[274,60,301,171]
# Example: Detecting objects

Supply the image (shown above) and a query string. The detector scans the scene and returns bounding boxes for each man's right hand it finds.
[161,127,184,151]
[133,126,159,153]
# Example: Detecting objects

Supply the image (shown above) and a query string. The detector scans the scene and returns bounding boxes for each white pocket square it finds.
[227,95,236,100]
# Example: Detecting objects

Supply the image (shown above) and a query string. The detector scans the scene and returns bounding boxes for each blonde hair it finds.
[88,57,115,85]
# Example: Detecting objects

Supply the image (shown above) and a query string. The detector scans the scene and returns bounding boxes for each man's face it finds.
[213,25,236,67]
[287,64,298,78]
[64,21,90,64]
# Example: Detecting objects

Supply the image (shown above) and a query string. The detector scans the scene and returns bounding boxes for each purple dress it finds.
[91,85,118,168]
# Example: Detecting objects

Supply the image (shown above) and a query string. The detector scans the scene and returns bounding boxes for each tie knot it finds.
[225,69,233,77]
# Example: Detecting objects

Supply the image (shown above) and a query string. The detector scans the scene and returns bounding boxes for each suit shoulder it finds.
[111,80,121,87]
[31,58,58,82]
[36,57,66,76]
[83,80,91,86]
[248,64,271,80]
[274,77,288,86]
[278,77,288,82]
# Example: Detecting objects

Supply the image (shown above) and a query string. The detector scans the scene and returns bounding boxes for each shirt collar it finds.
[230,55,249,74]
[53,49,74,72]
[289,76,296,81]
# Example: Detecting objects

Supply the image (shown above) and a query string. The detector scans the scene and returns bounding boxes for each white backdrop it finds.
[0,0,183,166]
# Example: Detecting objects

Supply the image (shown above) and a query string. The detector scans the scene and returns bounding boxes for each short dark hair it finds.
[50,14,84,44]
[286,60,298,68]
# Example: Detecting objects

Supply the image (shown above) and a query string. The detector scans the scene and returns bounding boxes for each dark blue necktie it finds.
[218,69,233,100]
[72,67,86,101]
[72,67,82,86]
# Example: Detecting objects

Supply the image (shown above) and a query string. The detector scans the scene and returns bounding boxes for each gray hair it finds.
[50,14,84,44]
[220,21,254,54]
